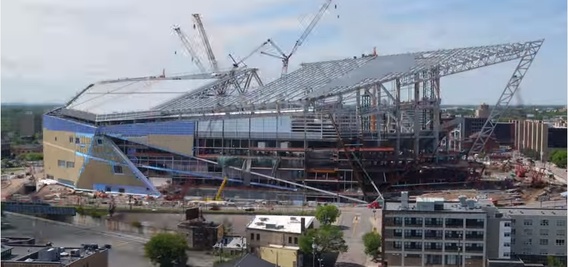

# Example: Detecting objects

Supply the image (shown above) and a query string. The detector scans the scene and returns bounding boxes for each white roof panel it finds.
[246,215,315,234]
[66,78,216,114]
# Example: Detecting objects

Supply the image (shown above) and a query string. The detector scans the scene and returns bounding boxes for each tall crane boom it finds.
[192,14,219,72]
[173,26,207,73]
[261,0,333,76]
[289,0,332,57]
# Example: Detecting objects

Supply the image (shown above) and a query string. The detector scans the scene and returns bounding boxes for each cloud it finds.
[1,0,566,105]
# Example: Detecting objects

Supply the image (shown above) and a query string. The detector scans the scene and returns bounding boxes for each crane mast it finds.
[261,0,333,76]
[192,14,219,72]
[173,26,207,73]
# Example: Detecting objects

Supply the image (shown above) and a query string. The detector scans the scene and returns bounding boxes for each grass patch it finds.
[75,206,108,218]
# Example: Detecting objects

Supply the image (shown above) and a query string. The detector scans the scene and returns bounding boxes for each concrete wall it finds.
[259,246,299,267]
[513,120,550,159]
[246,229,302,248]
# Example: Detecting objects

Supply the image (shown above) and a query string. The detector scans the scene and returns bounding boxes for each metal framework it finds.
[53,39,544,203]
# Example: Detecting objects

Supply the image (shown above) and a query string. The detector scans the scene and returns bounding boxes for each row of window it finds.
[522,219,566,227]
[57,160,75,168]
[522,238,565,246]
[521,228,559,236]
[53,135,103,146]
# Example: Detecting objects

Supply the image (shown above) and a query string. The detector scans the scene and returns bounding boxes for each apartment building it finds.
[246,215,315,267]
[382,192,487,267]
[501,208,567,265]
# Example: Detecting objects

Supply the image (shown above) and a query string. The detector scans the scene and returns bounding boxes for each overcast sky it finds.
[1,0,566,105]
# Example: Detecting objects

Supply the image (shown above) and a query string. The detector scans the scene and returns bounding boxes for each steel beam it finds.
[469,40,544,155]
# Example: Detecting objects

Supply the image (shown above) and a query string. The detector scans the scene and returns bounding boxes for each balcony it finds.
[384,242,402,251]
[465,246,484,253]
[424,243,442,252]
[445,219,464,228]
[384,230,403,239]
[465,234,484,241]
[384,218,403,227]
[466,219,485,229]
[404,234,423,240]
[424,230,443,240]
[445,232,463,240]
[444,245,461,252]
[404,219,423,227]
[424,221,443,228]
[404,245,423,251]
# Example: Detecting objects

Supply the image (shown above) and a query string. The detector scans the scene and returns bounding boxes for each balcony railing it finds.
[404,246,423,251]
[424,234,443,240]
[465,223,484,229]
[466,247,484,253]
[424,247,443,252]
[445,234,463,240]
[404,234,423,240]
[465,234,484,241]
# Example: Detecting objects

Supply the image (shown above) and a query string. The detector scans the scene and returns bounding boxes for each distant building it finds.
[18,112,39,137]
[512,120,567,160]
[11,144,43,156]
[213,236,247,255]
[476,103,491,119]
[1,238,109,267]
[246,215,315,267]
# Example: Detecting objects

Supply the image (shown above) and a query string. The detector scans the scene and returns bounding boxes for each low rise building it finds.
[501,208,567,265]
[382,192,488,267]
[246,215,315,267]
[1,242,109,267]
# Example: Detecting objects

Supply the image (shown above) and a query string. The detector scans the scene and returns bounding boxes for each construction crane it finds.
[214,156,238,201]
[173,26,207,73]
[192,14,219,72]
[261,0,334,76]
[229,40,269,68]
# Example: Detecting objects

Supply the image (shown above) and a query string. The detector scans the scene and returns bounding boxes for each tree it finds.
[299,225,348,254]
[548,255,566,267]
[549,150,567,169]
[315,204,341,225]
[144,232,188,267]
[362,231,381,260]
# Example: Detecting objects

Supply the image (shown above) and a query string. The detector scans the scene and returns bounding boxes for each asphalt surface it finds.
[334,207,379,267]
[2,213,153,267]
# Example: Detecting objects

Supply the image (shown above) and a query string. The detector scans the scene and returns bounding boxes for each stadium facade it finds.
[42,40,543,201]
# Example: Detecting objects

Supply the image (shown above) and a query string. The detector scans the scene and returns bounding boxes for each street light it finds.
[318,257,323,267]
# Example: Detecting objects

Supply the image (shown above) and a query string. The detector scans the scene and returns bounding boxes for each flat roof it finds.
[2,245,106,265]
[499,208,567,217]
[246,215,315,234]
[385,201,488,213]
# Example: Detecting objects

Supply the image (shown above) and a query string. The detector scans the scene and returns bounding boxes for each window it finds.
[54,137,57,141]
[503,252,510,257]
[75,137,80,144]
[511,238,515,245]
[250,233,254,240]
[540,229,549,236]
[97,139,103,145]
[113,165,123,174]
[256,234,260,241]
[557,220,566,227]
[294,237,298,244]
[540,239,549,245]
[504,222,511,227]
[541,220,549,226]
[523,220,533,226]
[557,230,566,236]
[504,242,510,247]
[288,237,292,244]
[512,229,516,235]
[504,232,511,237]
[556,239,566,246]
[66,161,75,168]
[57,160,66,167]
[69,136,73,143]
[524,229,533,235]
[524,239,532,245]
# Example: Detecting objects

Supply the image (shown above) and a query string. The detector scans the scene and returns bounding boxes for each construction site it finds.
[30,0,566,207]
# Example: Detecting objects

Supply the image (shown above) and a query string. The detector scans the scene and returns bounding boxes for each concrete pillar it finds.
[541,123,549,162]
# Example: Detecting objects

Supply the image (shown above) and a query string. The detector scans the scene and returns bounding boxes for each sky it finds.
[1,0,566,106]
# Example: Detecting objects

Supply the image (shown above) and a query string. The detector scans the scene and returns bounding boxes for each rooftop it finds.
[385,196,495,213]
[1,244,108,265]
[213,236,247,250]
[246,215,315,234]
[499,208,567,217]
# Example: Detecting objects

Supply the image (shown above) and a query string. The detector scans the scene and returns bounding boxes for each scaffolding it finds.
[50,40,544,203]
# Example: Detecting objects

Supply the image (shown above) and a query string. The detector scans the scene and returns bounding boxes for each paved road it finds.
[335,207,379,267]
[2,213,152,267]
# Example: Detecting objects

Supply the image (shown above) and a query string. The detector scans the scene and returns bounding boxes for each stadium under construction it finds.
[42,39,544,203]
